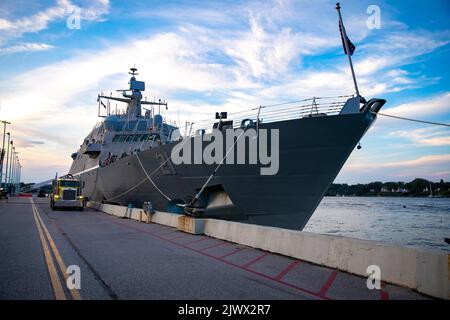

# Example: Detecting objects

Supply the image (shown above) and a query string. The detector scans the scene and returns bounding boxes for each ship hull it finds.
[73,112,376,230]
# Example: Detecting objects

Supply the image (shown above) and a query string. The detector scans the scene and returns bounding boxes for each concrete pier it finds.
[86,201,449,300]
[0,197,439,300]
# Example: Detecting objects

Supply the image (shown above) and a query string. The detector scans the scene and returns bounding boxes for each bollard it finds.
[143,201,155,224]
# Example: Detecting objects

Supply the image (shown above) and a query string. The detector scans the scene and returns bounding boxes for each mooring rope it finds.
[187,124,251,207]
[101,137,194,203]
[102,176,148,202]
[373,112,450,127]
[135,152,172,201]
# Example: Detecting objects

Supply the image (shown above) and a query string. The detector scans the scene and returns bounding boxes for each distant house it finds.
[380,187,408,193]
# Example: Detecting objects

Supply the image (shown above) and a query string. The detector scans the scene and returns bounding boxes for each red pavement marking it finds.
[153,229,178,236]
[217,248,243,259]
[199,241,227,252]
[241,252,269,268]
[183,236,211,246]
[160,231,185,239]
[169,233,193,241]
[112,220,331,300]
[274,260,301,280]
[318,270,338,297]
[380,283,390,300]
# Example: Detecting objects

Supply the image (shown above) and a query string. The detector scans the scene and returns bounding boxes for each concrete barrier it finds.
[86,201,179,227]
[87,201,449,299]
[177,215,205,234]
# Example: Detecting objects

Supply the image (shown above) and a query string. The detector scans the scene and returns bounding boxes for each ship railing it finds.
[185,95,352,137]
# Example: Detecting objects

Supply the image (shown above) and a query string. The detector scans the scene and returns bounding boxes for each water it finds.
[304,197,450,252]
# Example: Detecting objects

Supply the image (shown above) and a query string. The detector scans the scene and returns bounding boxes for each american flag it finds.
[339,20,356,55]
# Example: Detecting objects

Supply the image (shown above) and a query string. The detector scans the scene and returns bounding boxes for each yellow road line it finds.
[31,199,66,300]
[32,201,82,300]
[30,198,83,300]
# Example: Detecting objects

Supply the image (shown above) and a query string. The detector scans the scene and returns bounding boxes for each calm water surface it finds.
[304,197,450,252]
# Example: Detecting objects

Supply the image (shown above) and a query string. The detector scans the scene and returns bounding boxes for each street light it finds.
[17,163,21,193]
[10,152,15,194]
[3,133,10,188]
[8,144,14,192]
[0,120,10,185]
[11,152,17,195]
[14,152,19,195]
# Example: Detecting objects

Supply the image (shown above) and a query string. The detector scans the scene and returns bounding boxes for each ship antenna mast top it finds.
[129,66,138,77]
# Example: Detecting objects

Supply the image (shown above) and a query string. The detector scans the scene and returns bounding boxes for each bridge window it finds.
[119,135,127,142]
[148,133,160,141]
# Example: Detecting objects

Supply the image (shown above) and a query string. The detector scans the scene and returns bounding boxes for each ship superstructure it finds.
[69,67,179,179]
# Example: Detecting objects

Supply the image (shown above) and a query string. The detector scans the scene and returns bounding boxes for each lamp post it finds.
[17,163,21,193]
[8,144,14,192]
[3,133,10,189]
[0,120,10,185]
[11,152,17,195]
[14,153,19,194]
[10,152,15,194]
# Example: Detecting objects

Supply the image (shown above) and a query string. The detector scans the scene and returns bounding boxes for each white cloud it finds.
[384,93,450,117]
[337,154,450,183]
[0,42,54,55]
[0,0,110,45]
[347,154,450,169]
[345,31,450,95]
[389,127,450,146]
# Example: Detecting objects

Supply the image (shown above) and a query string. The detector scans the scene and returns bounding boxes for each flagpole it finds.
[336,2,360,97]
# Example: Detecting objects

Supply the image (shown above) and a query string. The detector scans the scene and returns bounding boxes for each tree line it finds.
[326,178,450,197]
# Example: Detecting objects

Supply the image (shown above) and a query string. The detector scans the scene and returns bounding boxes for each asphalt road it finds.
[0,197,429,300]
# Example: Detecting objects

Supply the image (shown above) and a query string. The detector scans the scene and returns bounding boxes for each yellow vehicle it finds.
[50,174,84,211]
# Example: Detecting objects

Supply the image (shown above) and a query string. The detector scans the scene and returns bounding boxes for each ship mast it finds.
[97,67,168,118]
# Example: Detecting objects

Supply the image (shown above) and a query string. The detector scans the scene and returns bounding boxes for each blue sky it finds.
[0,0,449,183]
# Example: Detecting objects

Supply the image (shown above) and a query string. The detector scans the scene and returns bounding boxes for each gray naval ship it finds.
[68,65,385,230]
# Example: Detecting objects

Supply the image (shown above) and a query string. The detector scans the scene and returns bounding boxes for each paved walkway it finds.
[0,197,429,300]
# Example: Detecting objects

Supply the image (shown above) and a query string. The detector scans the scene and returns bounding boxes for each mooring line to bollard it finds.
[136,153,172,201]
[373,111,450,127]
[187,123,251,208]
